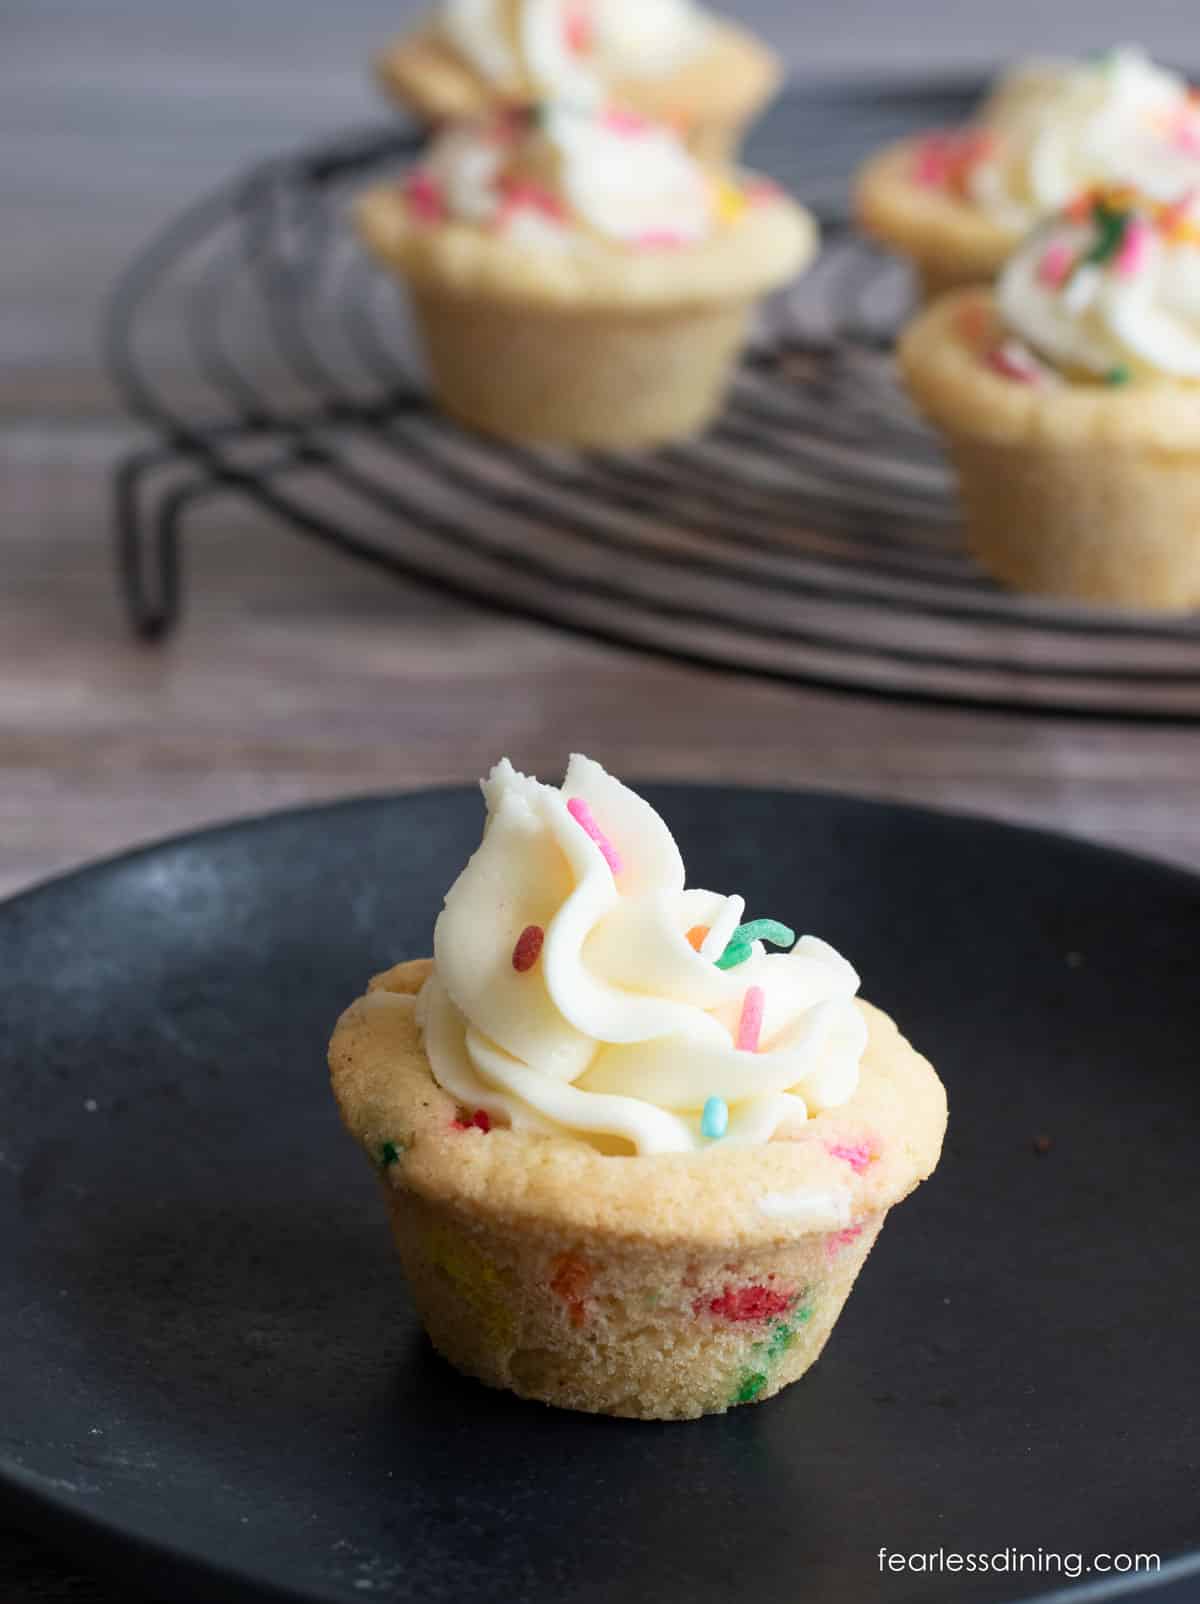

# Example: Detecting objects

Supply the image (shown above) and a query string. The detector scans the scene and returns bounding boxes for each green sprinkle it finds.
[1104,364,1131,386]
[715,919,796,969]
[1083,202,1131,268]
[714,941,752,971]
[735,1371,768,1404]
[379,1140,402,1168]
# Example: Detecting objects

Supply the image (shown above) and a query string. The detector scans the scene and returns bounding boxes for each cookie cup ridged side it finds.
[900,290,1200,610]
[373,20,781,165]
[411,290,750,447]
[854,137,1016,301]
[329,959,947,1421]
[356,185,816,448]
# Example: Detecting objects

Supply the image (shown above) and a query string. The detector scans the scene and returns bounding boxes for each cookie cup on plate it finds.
[356,176,814,448]
[329,959,947,1421]
[900,289,1200,610]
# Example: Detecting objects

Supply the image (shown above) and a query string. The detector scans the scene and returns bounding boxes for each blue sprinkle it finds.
[701,1097,729,1141]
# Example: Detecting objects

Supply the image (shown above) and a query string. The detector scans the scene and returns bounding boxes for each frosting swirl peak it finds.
[418,756,866,1154]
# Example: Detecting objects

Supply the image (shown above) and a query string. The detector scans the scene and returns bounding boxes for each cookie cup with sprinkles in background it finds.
[374,0,781,166]
[356,103,814,448]
[329,756,947,1421]
[900,187,1200,611]
[855,47,1200,302]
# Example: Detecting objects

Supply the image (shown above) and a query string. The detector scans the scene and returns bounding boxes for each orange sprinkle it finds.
[686,925,710,951]
[956,299,990,345]
[550,1253,594,1328]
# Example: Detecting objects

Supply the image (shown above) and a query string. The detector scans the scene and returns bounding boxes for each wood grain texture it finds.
[3,2,1199,1600]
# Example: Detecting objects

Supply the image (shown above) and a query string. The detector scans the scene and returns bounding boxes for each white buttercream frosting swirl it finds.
[408,104,745,248]
[998,189,1200,380]
[416,755,866,1155]
[966,47,1200,232]
[439,0,711,105]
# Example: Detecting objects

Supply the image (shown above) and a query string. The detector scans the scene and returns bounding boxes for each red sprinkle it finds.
[698,1284,795,1323]
[403,169,446,225]
[913,128,994,190]
[452,1109,493,1132]
[512,923,545,972]
[827,1140,876,1174]
[497,175,568,222]
[601,106,650,136]
[985,341,1043,385]
[736,985,765,1053]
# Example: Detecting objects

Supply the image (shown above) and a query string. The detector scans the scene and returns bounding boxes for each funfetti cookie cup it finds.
[329,960,947,1421]
[356,174,814,449]
[854,136,1016,302]
[899,290,1200,611]
[375,17,781,166]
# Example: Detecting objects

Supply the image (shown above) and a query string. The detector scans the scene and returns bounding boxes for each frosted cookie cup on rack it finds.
[900,187,1200,610]
[375,0,780,164]
[856,47,1200,300]
[329,756,947,1420]
[356,104,814,447]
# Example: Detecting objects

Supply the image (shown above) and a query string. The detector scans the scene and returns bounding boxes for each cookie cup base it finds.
[387,1189,886,1420]
[900,290,1200,610]
[412,288,750,448]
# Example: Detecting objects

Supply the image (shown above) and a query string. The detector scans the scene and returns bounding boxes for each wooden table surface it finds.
[3,2,1198,1599]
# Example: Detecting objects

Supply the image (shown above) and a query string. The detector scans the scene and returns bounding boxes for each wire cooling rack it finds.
[106,82,1200,723]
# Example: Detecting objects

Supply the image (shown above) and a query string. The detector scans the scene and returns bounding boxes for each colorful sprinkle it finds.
[1038,240,1075,288]
[825,1223,865,1262]
[686,924,710,952]
[985,340,1044,385]
[913,128,994,190]
[1115,215,1152,277]
[512,923,545,972]
[563,0,592,54]
[452,1109,493,1132]
[701,1284,796,1323]
[1084,200,1132,268]
[1105,364,1132,386]
[701,1096,729,1141]
[743,177,782,207]
[714,941,752,971]
[729,1304,813,1406]
[601,106,649,136]
[956,300,990,343]
[424,1225,513,1344]
[566,796,623,875]
[497,176,568,222]
[379,1140,402,1168]
[635,228,688,249]
[826,1140,876,1174]
[403,169,446,225]
[715,919,794,970]
[736,986,765,1052]
[550,1251,593,1328]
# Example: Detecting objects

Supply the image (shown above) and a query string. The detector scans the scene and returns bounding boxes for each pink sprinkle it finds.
[1037,240,1074,288]
[914,133,951,187]
[736,986,765,1053]
[825,1224,864,1262]
[563,0,592,55]
[635,228,688,249]
[744,177,782,207]
[601,106,649,137]
[499,177,568,221]
[827,1141,875,1175]
[1171,111,1200,155]
[985,341,1042,385]
[1115,216,1152,278]
[403,169,445,225]
[566,797,623,875]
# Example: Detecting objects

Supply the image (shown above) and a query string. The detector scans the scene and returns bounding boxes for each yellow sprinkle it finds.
[712,176,748,226]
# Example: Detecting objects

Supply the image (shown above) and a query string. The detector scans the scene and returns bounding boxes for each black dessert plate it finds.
[2,787,1198,1604]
